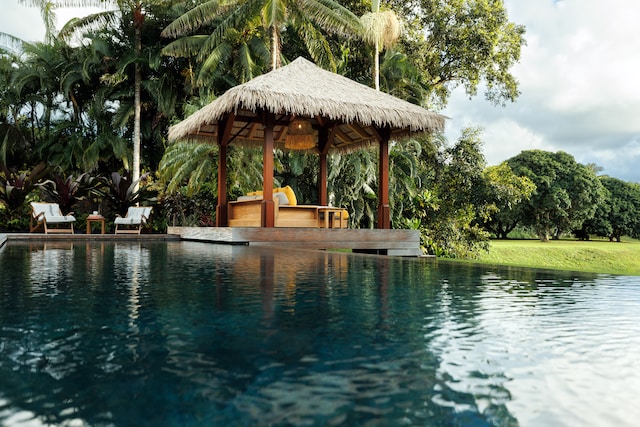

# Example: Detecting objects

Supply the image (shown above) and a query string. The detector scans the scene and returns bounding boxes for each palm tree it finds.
[11,41,68,146]
[359,0,400,90]
[44,1,187,189]
[18,0,140,177]
[28,1,171,190]
[159,141,264,197]
[162,14,271,90]
[329,149,379,228]
[161,0,361,73]
[18,0,61,43]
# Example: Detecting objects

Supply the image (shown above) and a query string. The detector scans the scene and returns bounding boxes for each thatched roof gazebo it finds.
[168,57,446,228]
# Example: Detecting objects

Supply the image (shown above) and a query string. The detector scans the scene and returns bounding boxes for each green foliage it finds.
[480,162,536,238]
[389,0,526,107]
[398,129,492,258]
[161,0,361,88]
[0,201,32,232]
[274,150,317,204]
[159,141,219,195]
[161,184,217,227]
[37,172,103,213]
[329,148,379,228]
[158,141,266,200]
[579,176,640,242]
[97,171,158,217]
[0,162,48,211]
[506,150,605,241]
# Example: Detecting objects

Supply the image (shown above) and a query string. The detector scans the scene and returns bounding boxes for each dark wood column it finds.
[216,114,234,227]
[261,111,275,227]
[377,127,391,229]
[317,126,330,206]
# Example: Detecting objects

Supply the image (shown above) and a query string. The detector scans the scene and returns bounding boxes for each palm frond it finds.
[236,42,257,83]
[197,41,233,85]
[159,141,217,194]
[360,10,400,48]
[162,35,209,58]
[261,0,287,28]
[299,0,362,36]
[0,33,27,56]
[161,0,227,38]
[58,10,119,42]
[296,21,335,71]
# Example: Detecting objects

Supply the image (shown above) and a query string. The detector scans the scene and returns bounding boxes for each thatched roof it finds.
[168,57,446,151]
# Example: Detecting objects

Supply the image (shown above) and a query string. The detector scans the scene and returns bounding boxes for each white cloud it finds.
[444,0,640,182]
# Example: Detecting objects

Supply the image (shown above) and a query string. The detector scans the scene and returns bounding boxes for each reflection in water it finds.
[114,243,150,331]
[27,242,75,297]
[0,242,639,426]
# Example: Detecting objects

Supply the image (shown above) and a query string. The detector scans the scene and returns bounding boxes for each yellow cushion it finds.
[246,186,297,206]
[279,185,297,206]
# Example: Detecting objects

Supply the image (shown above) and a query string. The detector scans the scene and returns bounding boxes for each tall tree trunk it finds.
[133,5,144,192]
[270,25,280,70]
[374,38,380,91]
[133,61,141,191]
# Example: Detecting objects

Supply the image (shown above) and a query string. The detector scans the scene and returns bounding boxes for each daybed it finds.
[115,206,153,234]
[227,186,348,228]
[30,202,76,234]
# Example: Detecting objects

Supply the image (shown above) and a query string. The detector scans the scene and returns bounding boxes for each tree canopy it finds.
[506,150,605,241]
[580,176,640,242]
[385,0,526,107]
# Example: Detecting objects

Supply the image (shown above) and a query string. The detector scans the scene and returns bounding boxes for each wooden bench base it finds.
[228,199,347,228]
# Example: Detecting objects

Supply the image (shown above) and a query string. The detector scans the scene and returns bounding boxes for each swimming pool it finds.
[1,241,639,426]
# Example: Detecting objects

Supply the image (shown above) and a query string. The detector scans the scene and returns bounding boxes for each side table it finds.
[86,215,106,234]
[318,207,344,228]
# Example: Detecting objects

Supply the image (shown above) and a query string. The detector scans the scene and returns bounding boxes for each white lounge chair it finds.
[114,206,152,234]
[30,202,76,234]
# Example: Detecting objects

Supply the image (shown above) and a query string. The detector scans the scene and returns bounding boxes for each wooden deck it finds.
[1,227,424,256]
[169,226,423,256]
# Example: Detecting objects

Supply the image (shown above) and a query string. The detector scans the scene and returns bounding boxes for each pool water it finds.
[1,241,639,426]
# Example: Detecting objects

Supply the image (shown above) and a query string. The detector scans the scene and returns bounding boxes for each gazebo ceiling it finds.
[168,57,446,151]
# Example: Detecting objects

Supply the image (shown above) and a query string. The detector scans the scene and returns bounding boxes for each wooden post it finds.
[377,127,391,229]
[216,141,228,226]
[318,126,330,206]
[261,111,275,227]
[216,115,234,227]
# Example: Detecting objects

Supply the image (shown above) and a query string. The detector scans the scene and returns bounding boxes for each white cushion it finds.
[31,203,74,223]
[273,192,289,205]
[237,195,262,202]
[115,207,151,225]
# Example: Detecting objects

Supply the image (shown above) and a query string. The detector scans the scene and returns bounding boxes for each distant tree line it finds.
[480,149,640,244]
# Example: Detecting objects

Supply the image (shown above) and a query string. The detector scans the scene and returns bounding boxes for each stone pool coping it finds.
[0,233,180,248]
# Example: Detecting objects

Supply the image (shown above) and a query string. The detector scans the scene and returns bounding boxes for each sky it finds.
[1,1,640,182]
[443,0,640,183]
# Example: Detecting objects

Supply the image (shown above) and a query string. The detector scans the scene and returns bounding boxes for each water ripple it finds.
[1,242,639,426]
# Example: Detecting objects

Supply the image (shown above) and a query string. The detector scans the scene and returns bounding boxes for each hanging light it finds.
[285,118,315,150]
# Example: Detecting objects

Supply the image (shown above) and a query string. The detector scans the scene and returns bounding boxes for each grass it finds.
[469,238,640,276]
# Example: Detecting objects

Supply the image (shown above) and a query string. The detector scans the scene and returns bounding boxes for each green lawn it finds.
[471,239,640,276]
